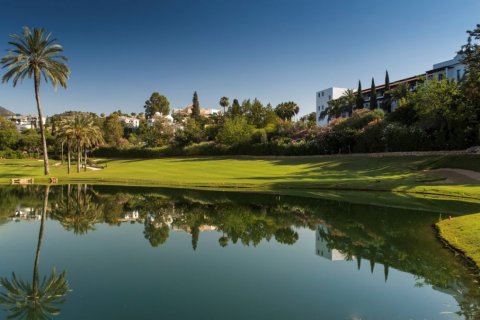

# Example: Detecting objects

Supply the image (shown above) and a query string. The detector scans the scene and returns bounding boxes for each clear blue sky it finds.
[0,0,478,117]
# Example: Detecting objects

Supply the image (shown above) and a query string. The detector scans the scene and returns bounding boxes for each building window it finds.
[457,70,461,81]
[328,95,331,100]
[317,93,321,98]
[322,105,324,110]
[322,92,324,97]
[438,73,443,81]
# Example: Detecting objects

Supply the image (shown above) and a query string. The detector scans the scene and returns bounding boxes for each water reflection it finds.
[0,186,70,320]
[0,185,479,319]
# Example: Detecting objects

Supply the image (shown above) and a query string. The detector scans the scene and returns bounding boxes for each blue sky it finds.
[0,0,478,117]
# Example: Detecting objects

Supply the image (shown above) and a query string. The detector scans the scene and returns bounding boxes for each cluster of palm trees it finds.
[56,115,104,173]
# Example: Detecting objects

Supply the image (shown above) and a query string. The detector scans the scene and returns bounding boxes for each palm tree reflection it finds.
[0,186,70,319]
[51,184,102,235]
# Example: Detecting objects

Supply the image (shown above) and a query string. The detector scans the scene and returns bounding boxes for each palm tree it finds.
[1,27,70,175]
[0,185,70,319]
[274,101,300,121]
[219,96,229,114]
[341,89,356,116]
[60,115,104,173]
[57,119,74,174]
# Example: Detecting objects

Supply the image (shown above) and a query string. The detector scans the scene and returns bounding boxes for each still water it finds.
[0,185,479,320]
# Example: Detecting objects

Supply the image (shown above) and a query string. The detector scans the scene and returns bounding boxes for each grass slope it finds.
[0,154,479,201]
[437,213,480,268]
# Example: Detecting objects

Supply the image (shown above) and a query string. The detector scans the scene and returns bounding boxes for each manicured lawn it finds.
[437,213,480,268]
[0,154,479,201]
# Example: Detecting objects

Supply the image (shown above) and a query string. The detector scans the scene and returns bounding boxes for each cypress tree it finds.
[230,99,242,117]
[370,78,378,109]
[355,80,364,109]
[382,71,392,113]
[191,91,200,118]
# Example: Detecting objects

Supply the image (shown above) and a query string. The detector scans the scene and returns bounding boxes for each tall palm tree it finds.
[57,119,74,174]
[0,185,70,319]
[341,89,356,116]
[219,96,229,114]
[1,27,70,175]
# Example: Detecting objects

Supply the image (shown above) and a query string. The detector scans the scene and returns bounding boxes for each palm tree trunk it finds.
[34,70,49,175]
[84,148,87,172]
[33,185,50,294]
[77,141,81,173]
[67,140,71,174]
[61,141,64,165]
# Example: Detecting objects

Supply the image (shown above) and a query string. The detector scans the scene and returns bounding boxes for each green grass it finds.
[0,154,479,201]
[437,213,480,268]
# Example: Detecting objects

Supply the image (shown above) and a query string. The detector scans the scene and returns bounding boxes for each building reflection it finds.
[315,224,348,261]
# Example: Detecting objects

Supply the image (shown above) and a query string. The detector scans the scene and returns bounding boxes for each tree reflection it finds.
[0,186,70,319]
[50,184,102,235]
[0,185,479,318]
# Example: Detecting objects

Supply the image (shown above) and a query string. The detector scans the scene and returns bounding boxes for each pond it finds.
[0,185,479,319]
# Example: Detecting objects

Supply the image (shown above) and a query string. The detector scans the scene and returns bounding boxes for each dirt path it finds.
[427,168,480,184]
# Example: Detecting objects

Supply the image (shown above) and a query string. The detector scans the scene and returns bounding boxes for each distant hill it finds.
[0,106,14,117]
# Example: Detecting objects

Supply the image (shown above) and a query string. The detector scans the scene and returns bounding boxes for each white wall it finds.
[315,87,348,127]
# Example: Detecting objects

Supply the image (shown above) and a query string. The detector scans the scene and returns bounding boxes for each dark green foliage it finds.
[386,103,418,126]
[219,96,229,114]
[369,78,378,110]
[174,118,205,146]
[382,71,392,113]
[191,91,200,118]
[275,101,299,121]
[0,118,19,150]
[355,81,364,109]
[103,114,124,146]
[144,92,170,117]
[300,112,317,127]
[459,24,480,120]
[140,118,175,147]
[217,117,254,146]
[229,99,242,118]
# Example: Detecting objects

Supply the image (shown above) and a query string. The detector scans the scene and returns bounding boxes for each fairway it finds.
[1,154,480,201]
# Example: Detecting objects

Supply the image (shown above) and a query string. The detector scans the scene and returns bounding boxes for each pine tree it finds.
[370,78,378,109]
[191,91,200,118]
[382,71,392,113]
[230,99,242,117]
[355,80,364,109]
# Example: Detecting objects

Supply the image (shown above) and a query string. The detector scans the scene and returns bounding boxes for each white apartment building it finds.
[315,87,348,126]
[315,55,466,127]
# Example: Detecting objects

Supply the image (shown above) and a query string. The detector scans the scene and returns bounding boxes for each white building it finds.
[315,224,348,261]
[315,55,466,127]
[147,112,174,127]
[315,87,348,126]
[8,115,46,131]
[426,54,466,82]
[120,116,140,129]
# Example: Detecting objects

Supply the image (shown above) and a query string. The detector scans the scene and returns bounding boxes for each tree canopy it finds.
[144,92,170,117]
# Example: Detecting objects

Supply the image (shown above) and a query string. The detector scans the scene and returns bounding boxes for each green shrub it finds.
[217,117,254,146]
